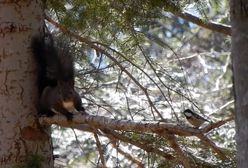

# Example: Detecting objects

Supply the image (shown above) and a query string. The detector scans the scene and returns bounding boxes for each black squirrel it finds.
[31,34,86,120]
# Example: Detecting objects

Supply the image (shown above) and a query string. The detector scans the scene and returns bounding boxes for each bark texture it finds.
[231,0,248,167]
[0,1,53,167]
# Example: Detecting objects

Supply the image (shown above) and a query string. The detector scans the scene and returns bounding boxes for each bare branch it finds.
[201,116,234,133]
[93,132,107,168]
[39,114,201,136]
[40,114,233,138]
[40,114,232,160]
[169,11,231,36]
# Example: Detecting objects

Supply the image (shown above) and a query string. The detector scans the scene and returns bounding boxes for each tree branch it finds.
[101,128,174,160]
[39,114,202,136]
[39,114,233,138]
[166,134,190,168]
[39,114,232,160]
[169,11,231,36]
[76,127,218,167]
[109,139,145,168]
[197,134,227,160]
[201,116,234,133]
[93,131,107,168]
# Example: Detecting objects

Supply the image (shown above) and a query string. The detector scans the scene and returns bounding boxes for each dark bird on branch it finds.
[183,109,210,128]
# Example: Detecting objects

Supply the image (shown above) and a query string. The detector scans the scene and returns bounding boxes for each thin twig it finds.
[93,131,107,168]
[201,116,234,133]
[109,139,145,168]
[102,128,174,159]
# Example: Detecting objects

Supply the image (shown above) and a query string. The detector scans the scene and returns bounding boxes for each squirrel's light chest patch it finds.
[62,101,76,112]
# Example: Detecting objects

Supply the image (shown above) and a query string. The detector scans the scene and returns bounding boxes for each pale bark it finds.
[0,1,53,167]
[39,114,231,136]
[231,0,248,167]
[39,113,230,161]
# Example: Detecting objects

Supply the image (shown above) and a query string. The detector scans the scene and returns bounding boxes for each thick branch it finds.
[39,114,233,138]
[39,114,231,159]
[39,114,202,136]
[170,11,231,36]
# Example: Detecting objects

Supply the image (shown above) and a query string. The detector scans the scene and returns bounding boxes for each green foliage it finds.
[47,0,181,44]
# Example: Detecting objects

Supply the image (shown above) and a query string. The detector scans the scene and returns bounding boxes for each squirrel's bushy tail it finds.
[31,34,85,120]
[31,35,51,95]
[31,35,75,94]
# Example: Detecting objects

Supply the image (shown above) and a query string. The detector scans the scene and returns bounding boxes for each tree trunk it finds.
[0,1,53,167]
[231,0,248,167]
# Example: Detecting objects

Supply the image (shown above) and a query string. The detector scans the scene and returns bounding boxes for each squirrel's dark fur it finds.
[31,34,85,120]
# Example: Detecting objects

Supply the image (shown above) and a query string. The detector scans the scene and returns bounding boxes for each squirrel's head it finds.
[57,81,76,101]
[57,81,78,112]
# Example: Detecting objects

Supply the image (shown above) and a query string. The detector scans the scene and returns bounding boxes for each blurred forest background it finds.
[45,0,234,167]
